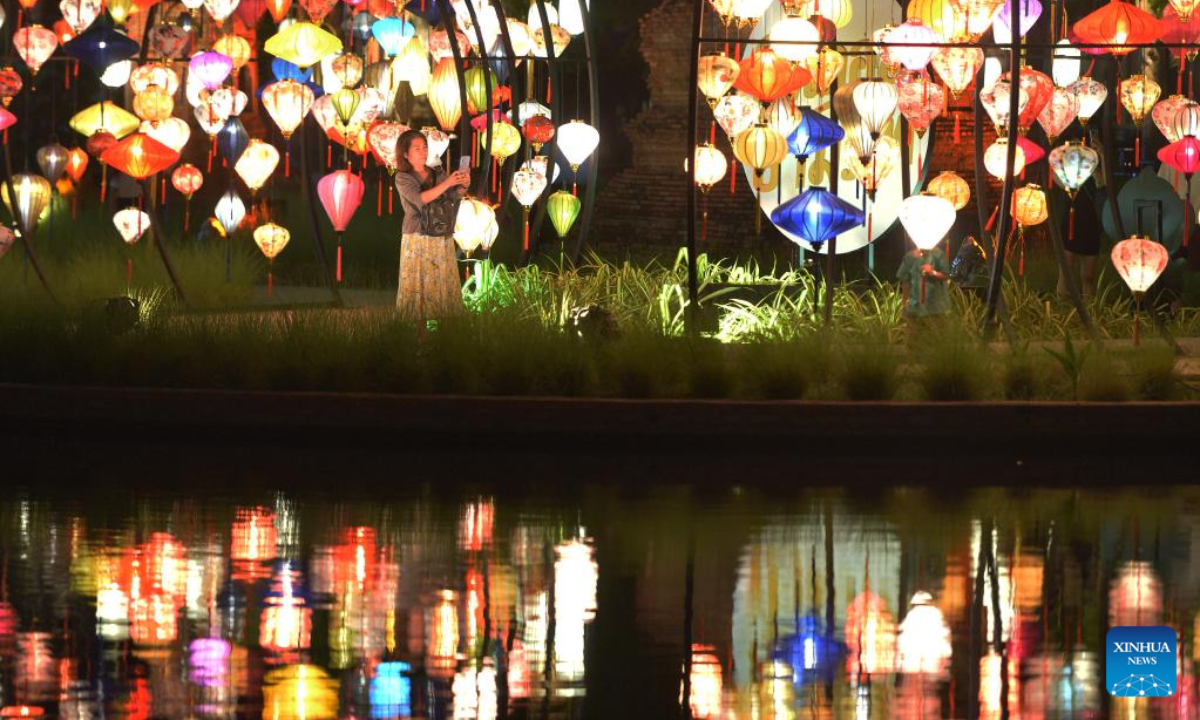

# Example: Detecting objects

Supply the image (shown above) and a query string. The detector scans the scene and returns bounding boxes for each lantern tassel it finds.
[337,240,343,283]
[285,147,290,177]
[985,204,999,231]
[1069,206,1075,240]
[709,121,716,145]
[268,269,273,298]
[730,163,736,194]
[327,143,332,168]
[1135,136,1140,167]
[160,177,166,204]
[523,209,530,251]
[377,177,383,216]
[389,185,394,215]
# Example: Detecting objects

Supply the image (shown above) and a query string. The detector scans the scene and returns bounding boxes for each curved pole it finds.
[685,0,703,330]
[2,137,59,308]
[459,0,496,199]
[436,0,482,198]
[522,0,563,265]
[570,0,600,264]
[143,175,190,307]
[299,118,344,306]
[972,66,990,240]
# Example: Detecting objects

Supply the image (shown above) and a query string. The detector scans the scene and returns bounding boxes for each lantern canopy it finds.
[1111,236,1169,293]
[1071,0,1162,56]
[100,133,179,179]
[899,193,956,250]
[317,170,364,232]
[113,207,150,244]
[927,170,970,210]
[215,189,246,236]
[1049,141,1099,198]
[547,189,581,238]
[787,107,844,161]
[61,24,139,73]
[1,173,52,237]
[264,22,343,69]
[770,187,864,248]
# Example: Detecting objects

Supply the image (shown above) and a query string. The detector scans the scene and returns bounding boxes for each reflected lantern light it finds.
[897,591,952,675]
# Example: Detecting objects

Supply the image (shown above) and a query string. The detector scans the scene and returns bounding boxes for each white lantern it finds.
[453,197,498,255]
[517,101,552,127]
[559,0,588,35]
[692,144,728,191]
[215,189,245,236]
[557,120,599,171]
[1051,39,1081,87]
[851,80,898,139]
[982,56,1003,90]
[898,193,956,250]
[100,60,133,87]
[768,16,818,63]
[983,137,1026,180]
[422,127,450,167]
[766,97,799,137]
[113,207,150,244]
[1069,77,1107,126]
[510,167,547,207]
[527,2,558,30]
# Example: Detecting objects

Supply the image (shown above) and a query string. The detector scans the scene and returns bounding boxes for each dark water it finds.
[0,485,1193,720]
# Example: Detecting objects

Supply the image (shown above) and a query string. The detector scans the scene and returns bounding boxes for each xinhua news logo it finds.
[1106,626,1177,698]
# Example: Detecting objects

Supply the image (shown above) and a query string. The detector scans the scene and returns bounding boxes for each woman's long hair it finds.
[395,129,428,174]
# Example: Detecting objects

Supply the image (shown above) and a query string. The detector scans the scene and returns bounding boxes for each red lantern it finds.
[65,148,88,182]
[100,133,179,180]
[1000,67,1055,133]
[1163,7,1200,61]
[317,169,364,282]
[1158,136,1200,176]
[0,68,22,106]
[0,109,16,134]
[232,507,277,562]
[52,20,76,45]
[1071,0,1162,56]
[523,115,555,151]
[266,0,293,21]
[1016,136,1045,165]
[86,131,117,158]
[734,49,811,103]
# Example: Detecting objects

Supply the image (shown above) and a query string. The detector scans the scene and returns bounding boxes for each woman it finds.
[394,129,470,321]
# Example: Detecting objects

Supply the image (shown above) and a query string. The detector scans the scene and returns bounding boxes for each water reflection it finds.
[0,489,1194,719]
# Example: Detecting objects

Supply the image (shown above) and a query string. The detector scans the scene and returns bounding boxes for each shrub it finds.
[836,331,899,401]
[1125,344,1179,400]
[914,331,992,401]
[1077,351,1131,401]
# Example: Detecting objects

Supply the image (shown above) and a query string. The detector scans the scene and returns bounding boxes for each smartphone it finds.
[458,156,471,173]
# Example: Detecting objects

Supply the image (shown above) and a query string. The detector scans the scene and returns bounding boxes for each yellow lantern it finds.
[798,0,852,27]
[733,124,787,171]
[907,0,965,42]
[254,222,290,260]
[132,85,174,125]
[106,0,136,25]
[70,101,140,139]
[234,139,280,194]
[1012,183,1048,228]
[262,80,315,140]
[1,173,52,237]
[392,36,430,95]
[429,57,461,131]
[927,170,970,210]
[983,137,1026,180]
[692,143,728,191]
[130,63,180,95]
[331,53,364,88]
[803,47,844,95]
[1119,74,1160,127]
[847,135,900,196]
[480,122,521,162]
[453,198,499,256]
[262,666,338,720]
[264,22,343,69]
[697,53,739,107]
[213,34,252,70]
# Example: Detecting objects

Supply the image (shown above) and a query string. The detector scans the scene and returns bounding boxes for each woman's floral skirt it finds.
[396,232,463,322]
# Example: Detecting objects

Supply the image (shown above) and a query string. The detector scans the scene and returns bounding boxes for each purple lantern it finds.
[993,0,1043,43]
[189,51,234,91]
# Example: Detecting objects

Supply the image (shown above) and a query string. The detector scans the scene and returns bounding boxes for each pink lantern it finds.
[0,227,14,258]
[1112,238,1170,295]
[1153,95,1197,142]
[189,51,234,91]
[1158,136,1200,176]
[1112,238,1170,345]
[1016,136,1045,165]
[1001,67,1055,133]
[14,26,59,77]
[884,18,938,70]
[1036,86,1079,144]
[897,72,945,137]
[317,169,364,283]
[113,207,151,244]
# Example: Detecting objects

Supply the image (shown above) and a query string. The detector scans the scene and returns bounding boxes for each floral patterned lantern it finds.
[697,54,739,107]
[254,223,290,295]
[927,170,970,210]
[980,80,1029,136]
[422,127,450,166]
[367,122,406,172]
[1048,141,1099,199]
[511,167,547,249]
[113,207,150,244]
[1120,75,1160,128]
[897,73,945,137]
[130,62,180,95]
[1069,77,1107,126]
[522,115,555,152]
[1000,67,1054,133]
[1171,101,1200,142]
[133,85,174,125]
[930,46,984,99]
[1154,95,1195,141]
[202,0,241,23]
[1036,86,1079,145]
[713,92,759,139]
[262,80,315,140]
[1112,236,1169,344]
[148,25,190,58]
[171,163,202,228]
[14,26,58,77]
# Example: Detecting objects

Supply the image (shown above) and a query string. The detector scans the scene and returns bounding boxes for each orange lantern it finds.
[1072,1,1162,56]
[927,170,970,210]
[130,593,177,646]
[171,163,203,198]
[132,85,174,125]
[65,148,89,183]
[213,34,251,70]
[1012,183,1048,228]
[733,48,811,103]
[101,133,179,179]
[266,0,292,22]
[231,507,277,562]
[429,57,461,131]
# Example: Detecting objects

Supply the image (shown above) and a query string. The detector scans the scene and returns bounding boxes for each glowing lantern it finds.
[69,103,139,144]
[511,167,547,208]
[168,165,201,201]
[329,88,361,131]
[993,0,1042,43]
[898,591,951,675]
[318,169,363,280]
[213,35,251,71]
[1037,86,1079,144]
[803,47,843,95]
[530,24,572,57]
[852,80,898,140]
[266,0,291,21]
[900,193,955,250]
[132,86,174,125]
[428,58,461,132]
[797,0,851,27]
[15,26,58,77]
[771,186,864,248]
[1069,77,1107,126]
[1171,101,1200,141]
[787,107,844,162]
[908,0,964,41]
[885,18,938,70]
[65,148,88,182]
[218,117,249,165]
[234,140,279,194]
[130,594,176,645]
[844,592,897,675]
[215,190,246,237]
[1112,236,1169,295]
[733,124,787,179]
[927,170,970,210]
[1000,67,1055,133]
[983,137,1026,180]
[1049,141,1099,198]
[262,666,338,720]
[366,122,406,171]
[0,108,14,135]
[931,46,983,99]
[897,73,945,137]
[480,122,521,162]
[101,133,178,179]
[393,36,430,95]
[1012,184,1048,230]
[330,53,364,89]
[113,207,150,244]
[202,0,240,22]
[36,144,68,185]
[734,49,809,103]
[148,25,189,59]
[766,98,799,137]
[713,93,759,139]
[557,120,599,172]
[1,174,52,237]
[1162,6,1200,60]
[547,189,581,238]
[0,68,22,105]
[1052,39,1082,86]
[0,228,13,259]
[1158,136,1200,177]
[693,144,728,191]
[422,127,450,166]
[60,0,102,34]
[768,17,818,63]
[453,198,498,256]
[264,22,342,69]
[130,63,180,95]
[1071,0,1162,56]
[371,17,414,56]
[261,80,314,141]
[848,135,901,197]
[1119,75,1160,127]
[300,0,337,23]
[522,115,555,152]
[260,563,311,651]
[1153,95,1195,141]
[464,67,497,115]
[981,80,1029,136]
[189,51,233,90]
[683,645,723,719]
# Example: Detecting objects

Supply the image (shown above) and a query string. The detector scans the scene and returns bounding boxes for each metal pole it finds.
[570,0,601,264]
[143,177,189,307]
[2,132,59,307]
[685,0,704,335]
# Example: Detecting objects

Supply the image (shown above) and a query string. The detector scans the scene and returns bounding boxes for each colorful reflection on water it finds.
[0,487,1195,719]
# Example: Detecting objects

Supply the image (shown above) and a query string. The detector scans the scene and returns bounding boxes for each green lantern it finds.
[464,67,497,115]
[547,190,581,238]
[331,88,361,129]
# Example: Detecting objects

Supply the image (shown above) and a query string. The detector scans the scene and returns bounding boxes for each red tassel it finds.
[546,78,552,103]
[730,164,736,194]
[388,187,394,215]
[523,216,530,251]
[100,165,107,202]
[867,211,873,240]
[327,144,332,168]
[336,244,343,282]
[207,146,213,173]
[160,177,165,204]
[126,258,133,286]
[1135,136,1141,167]
[285,149,290,177]
[985,204,999,231]
[268,270,273,297]
[1069,206,1075,240]
[377,179,382,216]
[709,122,716,145]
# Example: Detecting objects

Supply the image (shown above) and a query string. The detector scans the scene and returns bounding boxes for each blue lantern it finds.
[62,25,140,74]
[787,108,845,163]
[371,18,416,56]
[271,58,311,83]
[369,662,412,719]
[771,187,864,248]
[772,615,843,687]
[404,0,443,25]
[218,117,249,165]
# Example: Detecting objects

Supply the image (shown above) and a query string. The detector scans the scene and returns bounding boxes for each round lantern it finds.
[510,168,547,208]
[1158,136,1200,177]
[733,125,788,175]
[899,193,956,250]
[172,164,203,197]
[215,189,246,236]
[851,80,898,140]
[254,223,290,260]
[713,93,759,139]
[1011,184,1048,228]
[36,144,68,184]
[1048,141,1099,198]
[693,144,728,191]
[264,22,343,69]
[14,26,58,77]
[133,86,174,125]
[770,186,864,248]
[1120,75,1161,127]
[213,35,251,70]
[330,53,364,89]
[1071,0,1162,56]
[130,62,180,95]
[523,115,555,151]
[1,173,52,237]
[984,138,1026,180]
[897,73,945,137]
[930,47,984,99]
[1162,6,1200,60]
[557,120,599,171]
[1036,86,1080,144]
[422,127,450,166]
[885,18,938,71]
[480,122,521,162]
[113,207,150,244]
[86,131,117,159]
[262,80,315,140]
[927,170,970,210]
[234,140,280,194]
[65,148,88,182]
[803,47,843,95]
[1069,77,1108,126]
[1112,235,1169,294]
[429,58,461,132]
[768,17,818,63]
[547,189,581,238]
[1154,95,1195,141]
[0,68,22,106]
[453,198,498,256]
[464,67,497,116]
[1170,101,1200,141]
[697,53,740,107]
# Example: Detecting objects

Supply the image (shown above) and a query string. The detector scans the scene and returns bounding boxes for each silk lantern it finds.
[1049,141,1099,238]
[1153,95,1195,142]
[885,18,938,70]
[264,23,342,69]
[254,223,290,295]
[803,47,843,95]
[1000,67,1055,133]
[734,49,810,103]
[897,73,945,137]
[429,58,461,132]
[693,144,728,191]
[234,140,279,194]
[1052,39,1082,86]
[60,0,102,34]
[993,0,1042,43]
[1012,184,1048,228]
[101,133,179,179]
[697,53,739,107]
[771,186,864,248]
[453,198,498,256]
[133,86,174,125]
[37,144,68,184]
[981,80,1029,136]
[317,169,363,282]
[1111,235,1169,344]
[908,0,964,42]
[768,17,818,63]
[713,93,759,139]
[2,173,52,237]
[511,167,547,250]
[367,122,406,171]
[65,148,88,182]
[899,193,955,250]
[848,135,900,197]
[131,62,180,95]
[0,68,22,106]
[557,120,599,175]
[1037,86,1080,144]
[61,25,139,74]
[1121,74,1160,165]
[547,189,581,238]
[927,170,970,210]
[984,137,1026,180]
[215,189,245,239]
[371,17,414,57]
[931,46,983,99]
[464,67,497,116]
[262,80,314,140]
[1162,6,1200,61]
[1158,136,1200,177]
[189,51,234,91]
[1071,0,1162,56]
[852,80,898,140]
[523,115,555,151]
[113,207,150,244]
[14,26,58,77]
[787,107,844,165]
[953,0,1006,39]
[1171,101,1200,141]
[213,35,251,71]
[171,163,202,228]
[798,0,852,28]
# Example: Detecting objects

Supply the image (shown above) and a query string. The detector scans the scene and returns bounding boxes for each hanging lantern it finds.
[317,169,364,280]
[897,73,945,137]
[522,115,555,152]
[202,0,241,23]
[101,133,179,179]
[213,35,252,71]
[1069,77,1108,126]
[1170,101,1200,142]
[884,18,938,71]
[189,51,234,90]
[1162,6,1200,60]
[266,0,291,21]
[545,189,581,239]
[874,25,901,74]
[60,0,103,34]
[771,186,864,248]
[1158,136,1200,177]
[733,125,788,177]
[899,193,956,250]
[697,54,741,110]
[113,207,150,244]
[907,0,964,42]
[898,592,952,674]
[0,108,15,134]
[713,93,759,139]
[300,0,337,23]
[1012,184,1049,229]
[429,58,461,132]
[993,0,1043,43]
[215,189,246,236]
[107,0,139,25]
[234,139,280,194]
[264,22,343,69]
[1071,0,1162,56]
[130,62,180,95]
[148,25,190,59]
[371,17,415,57]
[330,53,364,89]
[510,167,547,207]
[930,46,984,99]
[262,80,315,140]
[422,127,450,166]
[0,68,22,106]
[847,135,900,197]
[330,88,361,130]
[218,117,249,165]
[464,67,498,116]
[65,148,88,182]
[1051,39,1082,87]
[367,122,407,172]
[952,0,1006,39]
[62,24,139,75]
[984,137,1026,180]
[133,86,175,125]
[557,120,600,171]
[392,36,430,95]
[802,47,843,95]
[100,60,133,88]
[999,67,1055,133]
[730,0,772,27]
[765,98,799,137]
[1154,95,1194,141]
[254,223,290,260]
[530,24,572,58]
[734,49,810,103]
[927,170,970,210]
[797,0,852,28]
[787,107,844,162]
[1120,75,1160,127]
[1049,141,1099,198]
[1037,86,1080,144]
[693,144,728,191]
[14,26,59,77]
[852,80,898,140]
[835,84,876,162]
[480,122,522,163]
[172,164,203,197]
[980,80,1029,136]
[36,144,69,184]
[453,198,498,255]
[1112,236,1169,293]
[86,131,117,159]
[1,174,52,237]
[768,17,819,63]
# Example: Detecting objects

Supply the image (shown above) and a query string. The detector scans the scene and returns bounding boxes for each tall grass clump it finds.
[912,326,993,401]
[834,327,899,401]
[1124,343,1180,400]
[1077,349,1131,401]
